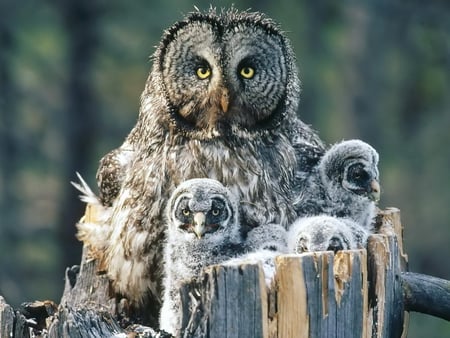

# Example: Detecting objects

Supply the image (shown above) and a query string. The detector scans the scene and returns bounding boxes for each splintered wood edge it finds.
[366,234,389,338]
[367,232,408,338]
[334,250,369,338]
[377,208,408,264]
[375,208,409,338]
[275,251,368,338]
[275,254,309,338]
[215,263,269,338]
[184,262,269,338]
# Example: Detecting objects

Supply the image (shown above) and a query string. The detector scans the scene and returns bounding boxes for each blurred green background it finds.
[0,0,449,336]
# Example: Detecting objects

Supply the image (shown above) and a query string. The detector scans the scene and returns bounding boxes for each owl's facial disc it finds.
[343,162,380,201]
[174,193,228,238]
[160,19,289,135]
[222,25,288,129]
[160,21,225,132]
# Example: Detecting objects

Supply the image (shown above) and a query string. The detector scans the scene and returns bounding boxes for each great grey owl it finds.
[160,178,242,336]
[86,8,324,325]
[294,139,380,230]
[287,215,369,253]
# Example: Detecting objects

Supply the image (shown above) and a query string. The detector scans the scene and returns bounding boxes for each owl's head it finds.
[320,140,380,202]
[167,178,240,243]
[152,8,299,137]
[290,216,356,253]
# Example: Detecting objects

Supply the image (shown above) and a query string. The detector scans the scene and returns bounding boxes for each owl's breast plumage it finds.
[169,135,298,227]
[104,128,297,302]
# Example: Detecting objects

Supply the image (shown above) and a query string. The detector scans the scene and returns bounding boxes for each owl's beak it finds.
[368,179,381,202]
[193,212,206,238]
[220,88,229,113]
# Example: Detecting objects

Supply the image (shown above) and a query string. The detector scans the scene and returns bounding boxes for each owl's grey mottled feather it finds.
[287,215,369,253]
[160,178,243,336]
[294,139,380,230]
[245,223,288,253]
[231,223,288,287]
[96,142,134,206]
[223,249,282,287]
[87,8,324,326]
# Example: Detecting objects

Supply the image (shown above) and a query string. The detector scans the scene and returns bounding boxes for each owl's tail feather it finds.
[71,172,101,206]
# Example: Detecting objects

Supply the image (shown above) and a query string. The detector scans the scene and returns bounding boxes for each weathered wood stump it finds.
[177,208,449,337]
[1,207,450,337]
[179,263,268,337]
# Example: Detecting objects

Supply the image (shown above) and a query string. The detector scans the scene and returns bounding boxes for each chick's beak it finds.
[193,212,206,238]
[369,179,381,202]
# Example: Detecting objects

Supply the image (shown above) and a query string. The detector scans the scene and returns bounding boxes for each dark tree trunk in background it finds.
[57,0,103,272]
[0,1,18,226]
[0,1,20,289]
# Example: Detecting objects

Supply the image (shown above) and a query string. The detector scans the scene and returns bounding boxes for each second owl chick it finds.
[287,215,369,253]
[294,139,381,230]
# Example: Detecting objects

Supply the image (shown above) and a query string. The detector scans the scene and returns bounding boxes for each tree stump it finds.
[178,208,449,337]
[1,207,450,337]
[179,263,268,337]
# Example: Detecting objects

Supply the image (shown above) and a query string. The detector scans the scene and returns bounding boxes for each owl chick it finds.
[287,215,369,253]
[223,249,283,288]
[236,222,288,286]
[295,139,380,230]
[245,222,288,253]
[160,178,243,336]
[89,8,324,325]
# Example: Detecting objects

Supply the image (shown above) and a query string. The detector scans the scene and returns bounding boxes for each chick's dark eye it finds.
[182,208,190,216]
[349,166,369,182]
[211,208,220,216]
[353,171,362,180]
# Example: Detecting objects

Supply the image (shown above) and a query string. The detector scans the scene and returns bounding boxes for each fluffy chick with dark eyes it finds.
[294,139,380,230]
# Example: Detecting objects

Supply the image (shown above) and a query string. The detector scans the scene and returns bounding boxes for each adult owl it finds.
[160,178,243,335]
[90,8,325,325]
[294,139,380,230]
[287,215,369,253]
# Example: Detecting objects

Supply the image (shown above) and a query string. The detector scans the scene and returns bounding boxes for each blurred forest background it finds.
[0,0,449,336]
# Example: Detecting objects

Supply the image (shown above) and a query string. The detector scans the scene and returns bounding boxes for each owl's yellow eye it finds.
[211,208,220,216]
[239,66,255,79]
[182,208,190,216]
[196,66,211,79]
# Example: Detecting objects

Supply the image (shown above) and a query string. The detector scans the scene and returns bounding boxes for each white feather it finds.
[71,172,101,206]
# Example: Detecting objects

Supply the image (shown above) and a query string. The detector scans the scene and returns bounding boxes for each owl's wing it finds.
[292,164,331,217]
[291,119,325,171]
[96,143,135,206]
[290,119,325,200]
